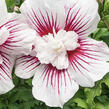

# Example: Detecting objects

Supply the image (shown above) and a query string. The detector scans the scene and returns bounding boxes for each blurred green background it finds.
[1,0,109,109]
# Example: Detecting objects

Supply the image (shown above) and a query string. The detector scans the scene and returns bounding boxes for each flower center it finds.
[35,29,80,70]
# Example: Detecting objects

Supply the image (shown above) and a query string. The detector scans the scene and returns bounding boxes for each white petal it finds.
[0,50,15,94]
[68,66,94,87]
[3,20,36,55]
[0,0,17,26]
[0,0,8,25]
[56,30,80,50]
[68,37,109,87]
[52,52,69,70]
[15,55,40,79]
[0,55,3,64]
[32,64,79,108]
[0,27,9,45]
[65,0,100,37]
[20,0,66,36]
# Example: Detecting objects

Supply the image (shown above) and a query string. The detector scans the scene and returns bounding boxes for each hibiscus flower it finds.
[15,0,109,107]
[0,0,36,94]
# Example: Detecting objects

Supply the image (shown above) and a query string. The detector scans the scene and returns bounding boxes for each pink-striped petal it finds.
[68,37,109,87]
[0,50,15,94]
[20,0,99,38]
[0,26,9,45]
[32,64,79,108]
[64,0,100,37]
[15,55,79,107]
[20,0,66,36]
[15,55,40,79]
[1,19,36,55]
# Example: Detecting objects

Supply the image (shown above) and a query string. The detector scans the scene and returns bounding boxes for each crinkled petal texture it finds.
[15,37,109,107]
[0,49,15,94]
[20,0,100,37]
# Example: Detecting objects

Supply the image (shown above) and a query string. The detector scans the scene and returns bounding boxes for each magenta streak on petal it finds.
[0,19,17,29]
[75,55,90,65]
[57,72,61,94]
[7,23,19,30]
[41,64,72,94]
[79,50,101,59]
[27,8,60,37]
[72,17,90,35]
[27,12,47,36]
[0,22,21,49]
[68,39,102,75]
[32,9,49,35]
[71,48,101,62]
[64,3,91,36]
[74,18,91,33]
[68,51,91,79]
[65,0,79,27]
[65,8,81,31]
[70,13,87,31]
[1,53,11,64]
[51,68,55,86]
[42,66,49,82]
[0,73,6,80]
[0,52,12,80]
[46,67,52,87]
[45,10,59,34]
[63,70,67,87]
[0,22,25,50]
[25,60,40,72]
[73,55,89,72]
[17,56,40,72]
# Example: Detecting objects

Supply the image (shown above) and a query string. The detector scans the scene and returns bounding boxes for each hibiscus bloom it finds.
[15,0,109,107]
[0,0,16,94]
[0,0,36,94]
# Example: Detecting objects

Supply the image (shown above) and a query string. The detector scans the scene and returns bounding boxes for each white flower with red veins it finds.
[0,0,15,94]
[0,0,36,94]
[15,0,109,107]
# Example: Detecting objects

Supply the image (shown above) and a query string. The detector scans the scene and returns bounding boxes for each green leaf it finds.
[93,28,109,40]
[94,103,105,109]
[6,0,15,12]
[104,0,109,15]
[73,98,88,109]
[104,15,109,26]
[0,102,5,108]
[8,104,19,109]
[23,101,35,109]
[99,73,109,87]
[98,21,107,28]
[84,83,101,109]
